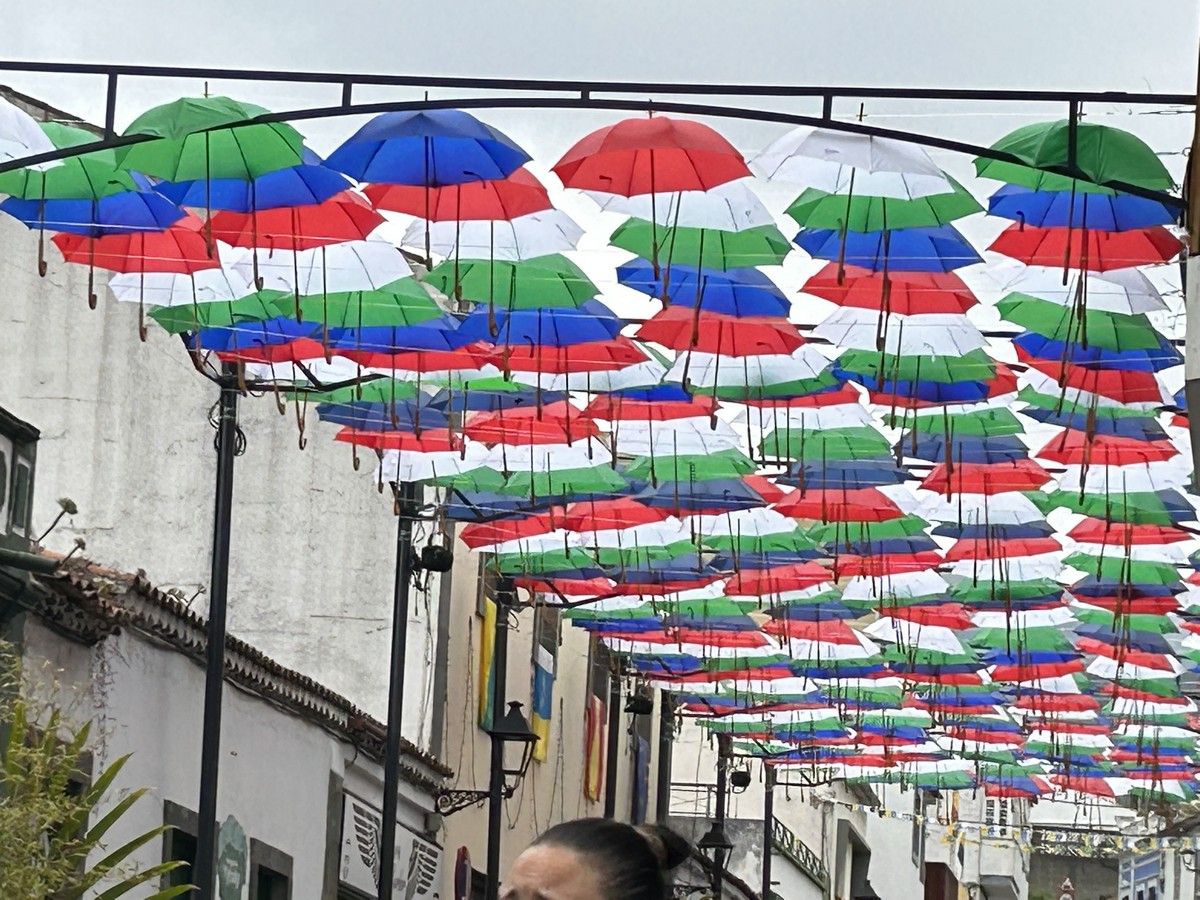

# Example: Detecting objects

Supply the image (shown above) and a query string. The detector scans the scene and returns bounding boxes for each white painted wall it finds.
[20,615,437,898]
[0,213,440,742]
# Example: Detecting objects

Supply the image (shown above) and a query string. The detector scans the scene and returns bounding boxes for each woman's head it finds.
[502,818,691,900]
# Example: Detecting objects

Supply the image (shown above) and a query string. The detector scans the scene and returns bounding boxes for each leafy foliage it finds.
[0,642,193,897]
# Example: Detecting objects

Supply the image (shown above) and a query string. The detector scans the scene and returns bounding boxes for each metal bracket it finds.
[436,788,494,816]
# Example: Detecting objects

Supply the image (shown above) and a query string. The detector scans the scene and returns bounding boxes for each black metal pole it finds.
[485,577,514,900]
[713,734,732,898]
[603,671,621,818]
[193,364,240,900]
[378,480,420,900]
[762,767,776,900]
[655,691,674,823]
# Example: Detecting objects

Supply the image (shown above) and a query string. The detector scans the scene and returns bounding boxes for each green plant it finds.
[0,644,193,898]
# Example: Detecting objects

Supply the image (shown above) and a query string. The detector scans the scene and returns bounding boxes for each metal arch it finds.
[0,60,1190,206]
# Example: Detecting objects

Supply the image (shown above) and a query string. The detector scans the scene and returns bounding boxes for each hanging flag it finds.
[584,639,610,802]
[530,605,560,762]
[478,595,497,730]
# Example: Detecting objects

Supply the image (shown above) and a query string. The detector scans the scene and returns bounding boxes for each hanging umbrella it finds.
[814,309,986,355]
[638,308,804,355]
[974,120,1176,193]
[795,224,982,273]
[989,263,1167,315]
[988,225,1181,271]
[459,300,624,346]
[108,266,255,308]
[228,239,413,295]
[997,296,1165,351]
[553,115,749,195]
[611,219,791,270]
[750,126,947,182]
[0,122,137,200]
[617,261,790,316]
[154,163,350,212]
[209,191,384,251]
[803,264,977,315]
[987,184,1176,231]
[0,96,56,164]
[366,166,550,218]
[786,176,981,232]
[425,254,596,310]
[403,209,583,260]
[583,179,773,231]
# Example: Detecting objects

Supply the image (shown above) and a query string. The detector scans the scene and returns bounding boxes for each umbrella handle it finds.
[137,299,148,342]
[37,229,47,277]
[87,263,97,310]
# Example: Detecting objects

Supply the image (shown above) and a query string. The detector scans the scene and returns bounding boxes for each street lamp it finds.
[697,820,734,896]
[489,701,538,783]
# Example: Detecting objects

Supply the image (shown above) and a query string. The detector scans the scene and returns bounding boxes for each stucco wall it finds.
[0,214,439,740]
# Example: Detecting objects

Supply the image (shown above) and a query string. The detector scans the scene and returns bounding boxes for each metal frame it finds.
[1,58,1193,900]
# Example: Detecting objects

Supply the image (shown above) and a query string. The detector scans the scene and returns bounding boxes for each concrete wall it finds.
[20,616,436,898]
[1030,854,1118,900]
[0,214,439,740]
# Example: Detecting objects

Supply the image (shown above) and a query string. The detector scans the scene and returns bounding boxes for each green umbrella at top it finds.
[293,278,442,328]
[759,425,891,461]
[837,348,996,383]
[974,120,1175,194]
[611,220,790,271]
[886,408,1025,437]
[150,291,289,334]
[1063,552,1181,586]
[786,175,981,232]
[291,377,420,405]
[997,295,1162,351]
[0,122,141,275]
[116,96,305,181]
[425,255,597,309]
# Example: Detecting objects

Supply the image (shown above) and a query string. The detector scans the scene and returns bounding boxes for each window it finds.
[9,456,30,536]
[161,801,198,889]
[250,838,292,900]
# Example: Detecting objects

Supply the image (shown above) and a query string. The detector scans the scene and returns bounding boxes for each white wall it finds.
[0,214,439,740]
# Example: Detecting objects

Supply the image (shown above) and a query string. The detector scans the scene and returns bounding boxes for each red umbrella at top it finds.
[553,116,749,195]
[637,308,805,356]
[366,167,552,220]
[920,459,1053,495]
[1068,517,1192,545]
[460,508,565,548]
[989,224,1181,271]
[562,497,670,532]
[725,562,832,596]
[943,537,1061,562]
[494,336,649,374]
[210,190,384,251]
[1019,354,1167,404]
[584,393,719,421]
[803,264,978,315]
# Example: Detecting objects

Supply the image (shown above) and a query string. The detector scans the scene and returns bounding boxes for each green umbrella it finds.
[837,349,996,383]
[293,278,441,328]
[610,220,790,270]
[974,120,1176,193]
[887,408,1025,437]
[759,425,891,461]
[997,295,1162,351]
[500,464,627,499]
[425,255,597,309]
[293,377,420,405]
[1049,490,1189,526]
[786,176,981,231]
[622,449,757,482]
[949,579,1063,604]
[117,96,306,181]
[1063,552,1180,585]
[1018,387,1151,420]
[810,515,930,544]
[693,371,841,401]
[150,291,289,333]
[970,627,1073,653]
[703,529,819,555]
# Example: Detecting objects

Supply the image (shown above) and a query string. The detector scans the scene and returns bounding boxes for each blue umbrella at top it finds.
[325,110,530,186]
[1,190,185,236]
[458,299,625,347]
[153,164,350,212]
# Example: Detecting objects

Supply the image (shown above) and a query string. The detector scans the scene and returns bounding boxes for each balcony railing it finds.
[770,815,827,889]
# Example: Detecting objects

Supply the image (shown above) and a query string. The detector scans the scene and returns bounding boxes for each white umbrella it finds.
[506,356,663,393]
[919,491,1047,526]
[489,530,582,557]
[377,444,489,484]
[1023,369,1172,411]
[750,126,947,184]
[813,309,987,355]
[481,442,603,474]
[754,402,876,433]
[108,265,254,307]
[986,260,1169,315]
[405,209,584,261]
[973,607,1076,629]
[0,98,57,168]
[580,518,692,549]
[1056,460,1192,493]
[230,239,414,294]
[582,179,774,232]
[611,416,742,456]
[949,553,1062,581]
[693,507,798,538]
[665,346,832,390]
[841,569,948,602]
[864,619,966,654]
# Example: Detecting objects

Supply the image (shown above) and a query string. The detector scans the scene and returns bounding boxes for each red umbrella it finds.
[803,264,978,315]
[724,562,832,595]
[585,394,718,421]
[333,429,460,452]
[1036,430,1181,466]
[1068,518,1192,545]
[216,337,329,365]
[744,385,862,409]
[562,498,670,532]
[830,553,942,578]
[366,167,551,220]
[989,224,1181,271]
[340,343,492,372]
[868,366,1018,410]
[889,604,973,630]
[774,487,903,522]
[495,336,648,374]
[761,619,864,643]
[553,116,749,195]
[461,509,564,548]
[465,401,601,445]
[210,190,384,251]
[1019,353,1166,404]
[1012,693,1100,714]
[920,459,1053,494]
[1075,595,1179,615]
[743,475,786,505]
[637,308,805,356]
[515,575,616,596]
[943,537,1061,562]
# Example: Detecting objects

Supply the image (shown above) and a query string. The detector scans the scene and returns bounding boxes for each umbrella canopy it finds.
[154,163,350,212]
[583,179,773,231]
[987,184,1176,231]
[1,190,185,236]
[326,109,530,185]
[0,122,138,199]
[618,261,790,316]
[795,224,982,273]
[989,225,1182,271]
[118,96,306,180]
[0,96,56,164]
[611,220,791,270]
[786,176,981,231]
[366,167,550,219]
[804,265,977,315]
[751,126,947,182]
[210,191,384,251]
[405,209,584,260]
[553,116,749,194]
[426,255,597,309]
[53,214,219,274]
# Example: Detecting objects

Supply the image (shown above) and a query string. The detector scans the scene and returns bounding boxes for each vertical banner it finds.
[531,644,555,762]
[583,638,609,801]
[478,595,497,730]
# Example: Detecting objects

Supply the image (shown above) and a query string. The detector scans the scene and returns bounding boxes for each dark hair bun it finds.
[636,824,692,871]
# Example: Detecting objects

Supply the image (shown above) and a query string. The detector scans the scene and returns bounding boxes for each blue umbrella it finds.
[191,317,317,353]
[1013,331,1182,373]
[314,400,450,432]
[617,260,790,317]
[826,536,940,557]
[932,522,1056,540]
[429,385,567,413]
[794,224,982,273]
[835,371,997,404]
[1,190,185,236]
[988,184,1176,231]
[458,299,624,346]
[153,164,350,212]
[1019,403,1166,439]
[326,314,474,353]
[906,434,1030,465]
[632,478,765,513]
[326,110,530,186]
[780,458,909,489]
